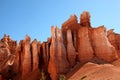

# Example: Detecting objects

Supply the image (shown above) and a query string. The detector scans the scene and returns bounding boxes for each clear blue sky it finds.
[0,0,120,42]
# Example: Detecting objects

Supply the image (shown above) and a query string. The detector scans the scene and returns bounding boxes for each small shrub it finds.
[40,72,46,80]
[59,75,66,80]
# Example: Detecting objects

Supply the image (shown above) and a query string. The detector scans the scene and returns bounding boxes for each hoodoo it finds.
[0,11,120,80]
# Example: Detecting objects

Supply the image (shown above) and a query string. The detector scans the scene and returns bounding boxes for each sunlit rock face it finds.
[0,11,120,80]
[80,11,91,27]
[77,27,94,62]
[67,29,77,67]
[107,29,120,57]
[48,27,70,80]
[0,35,16,79]
[91,26,118,62]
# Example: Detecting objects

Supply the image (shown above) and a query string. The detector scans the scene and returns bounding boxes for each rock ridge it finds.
[0,11,120,80]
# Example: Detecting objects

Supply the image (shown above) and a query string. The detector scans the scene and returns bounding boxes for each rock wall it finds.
[78,27,94,62]
[0,11,120,80]
[48,27,70,80]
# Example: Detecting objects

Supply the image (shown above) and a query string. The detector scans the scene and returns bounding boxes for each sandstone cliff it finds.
[0,11,120,80]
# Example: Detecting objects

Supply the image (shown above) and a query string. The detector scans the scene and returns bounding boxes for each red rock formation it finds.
[115,35,120,56]
[37,41,41,67]
[80,11,91,27]
[67,29,77,67]
[68,62,120,80]
[41,42,49,72]
[107,29,120,57]
[1,11,120,80]
[21,35,32,79]
[48,27,70,80]
[0,35,16,80]
[12,44,20,76]
[78,27,94,62]
[62,15,79,51]
[77,11,94,62]
[31,39,39,71]
[91,26,118,62]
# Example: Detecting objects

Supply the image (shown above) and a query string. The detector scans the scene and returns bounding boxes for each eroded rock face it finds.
[48,27,70,80]
[78,27,94,62]
[0,41,10,64]
[31,39,39,71]
[1,11,120,80]
[91,26,118,62]
[107,29,120,57]
[0,35,16,80]
[41,41,50,72]
[67,29,77,67]
[21,35,32,79]
[80,11,91,27]
[62,15,79,51]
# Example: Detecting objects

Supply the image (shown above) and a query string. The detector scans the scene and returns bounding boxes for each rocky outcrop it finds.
[78,27,94,62]
[62,15,79,51]
[68,62,120,80]
[0,35,15,79]
[107,29,120,57]
[80,11,91,27]
[67,29,77,67]
[91,26,118,62]
[41,41,50,73]
[21,35,32,79]
[0,11,120,80]
[48,27,70,80]
[31,39,39,71]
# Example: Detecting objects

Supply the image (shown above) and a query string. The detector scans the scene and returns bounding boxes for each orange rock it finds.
[41,42,49,72]
[62,15,79,51]
[107,29,120,58]
[107,29,116,47]
[62,15,78,31]
[31,39,39,71]
[1,11,120,80]
[48,26,70,80]
[78,27,94,62]
[67,29,77,67]
[80,11,91,27]
[68,62,120,80]
[115,34,120,57]
[91,26,118,62]
[12,45,20,77]
[21,35,32,79]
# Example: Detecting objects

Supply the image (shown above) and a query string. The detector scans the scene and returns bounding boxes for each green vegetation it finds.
[59,75,66,80]
[40,73,66,80]
[40,72,46,80]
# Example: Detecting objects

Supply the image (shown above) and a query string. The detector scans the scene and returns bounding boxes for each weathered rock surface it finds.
[31,39,39,71]
[107,29,120,57]
[0,11,120,80]
[80,11,91,27]
[91,26,118,62]
[67,29,77,67]
[21,35,32,79]
[78,27,94,62]
[62,15,79,51]
[0,35,15,79]
[68,62,120,80]
[48,27,70,80]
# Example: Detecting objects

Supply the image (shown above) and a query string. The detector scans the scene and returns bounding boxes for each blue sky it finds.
[0,0,120,42]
